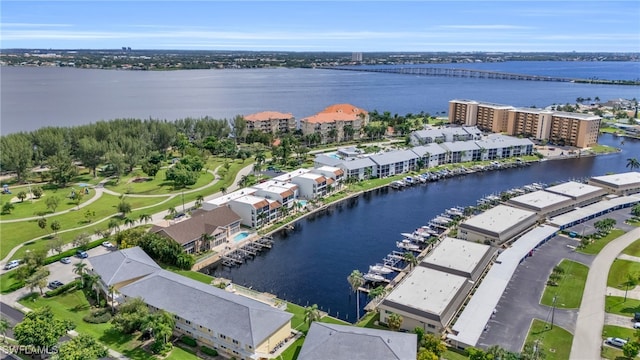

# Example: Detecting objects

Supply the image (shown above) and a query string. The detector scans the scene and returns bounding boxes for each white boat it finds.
[363,273,385,282]
[396,240,420,251]
[401,232,426,242]
[369,264,393,275]
[390,180,405,189]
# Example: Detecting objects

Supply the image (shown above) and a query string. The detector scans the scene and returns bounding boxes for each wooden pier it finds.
[221,236,275,268]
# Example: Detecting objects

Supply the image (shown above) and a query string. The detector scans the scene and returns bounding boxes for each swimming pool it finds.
[328,153,342,160]
[233,231,251,243]
[297,200,308,207]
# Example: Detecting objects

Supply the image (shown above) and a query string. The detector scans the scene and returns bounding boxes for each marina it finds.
[220,236,274,268]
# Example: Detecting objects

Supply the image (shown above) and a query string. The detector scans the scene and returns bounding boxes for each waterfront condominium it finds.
[448,99,601,148]
[300,104,369,144]
[244,111,296,134]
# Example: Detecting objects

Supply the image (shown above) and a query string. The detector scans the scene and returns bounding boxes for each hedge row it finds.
[180,335,197,347]
[45,279,80,297]
[83,307,112,324]
[45,238,106,265]
[200,346,218,357]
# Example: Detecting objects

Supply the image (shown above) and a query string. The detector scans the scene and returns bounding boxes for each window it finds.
[220,334,227,340]
[427,324,436,329]
[186,320,191,325]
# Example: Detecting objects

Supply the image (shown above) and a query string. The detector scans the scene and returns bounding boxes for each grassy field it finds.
[605,296,640,317]
[623,239,640,257]
[0,186,93,220]
[578,229,625,255]
[18,290,199,360]
[602,324,637,341]
[105,169,215,195]
[525,319,573,360]
[608,259,640,289]
[541,260,589,308]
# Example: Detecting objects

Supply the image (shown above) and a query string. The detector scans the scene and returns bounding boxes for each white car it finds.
[102,241,115,249]
[3,260,20,270]
[634,322,640,329]
[606,337,628,347]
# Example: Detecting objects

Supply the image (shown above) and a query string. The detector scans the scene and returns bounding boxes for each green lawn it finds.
[541,260,589,308]
[167,268,215,285]
[442,349,469,360]
[578,229,625,255]
[0,270,25,294]
[18,290,167,359]
[524,319,573,360]
[356,311,387,330]
[623,240,640,257]
[105,169,215,195]
[605,296,640,317]
[278,337,304,360]
[601,325,639,360]
[608,259,640,289]
[165,346,200,360]
[0,186,93,220]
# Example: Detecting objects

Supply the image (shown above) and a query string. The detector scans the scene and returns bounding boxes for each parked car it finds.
[102,241,114,249]
[60,257,71,264]
[634,322,640,329]
[48,280,64,290]
[3,260,20,270]
[634,312,640,321]
[606,337,628,348]
[76,250,89,259]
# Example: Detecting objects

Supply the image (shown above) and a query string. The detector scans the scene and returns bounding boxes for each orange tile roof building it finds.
[300,104,369,144]
[244,111,296,134]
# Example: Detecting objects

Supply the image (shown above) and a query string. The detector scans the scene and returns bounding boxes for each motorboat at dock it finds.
[369,263,394,275]
[363,272,386,283]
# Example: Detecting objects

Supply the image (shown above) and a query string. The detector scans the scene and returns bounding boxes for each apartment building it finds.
[244,111,296,134]
[300,104,369,144]
[450,100,601,148]
[88,248,293,360]
[228,195,281,228]
[448,100,512,132]
[548,112,601,148]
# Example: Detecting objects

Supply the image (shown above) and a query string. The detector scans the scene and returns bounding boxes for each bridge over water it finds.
[321,66,640,85]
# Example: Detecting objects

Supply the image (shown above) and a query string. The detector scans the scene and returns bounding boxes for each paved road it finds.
[570,227,640,360]
[478,235,594,352]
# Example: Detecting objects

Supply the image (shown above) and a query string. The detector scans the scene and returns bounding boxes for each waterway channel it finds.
[203,134,640,322]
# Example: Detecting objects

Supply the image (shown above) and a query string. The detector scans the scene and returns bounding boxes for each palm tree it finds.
[123,217,136,229]
[304,304,321,326]
[139,213,152,224]
[368,285,387,302]
[167,207,177,218]
[387,312,403,331]
[623,273,638,302]
[195,194,204,208]
[347,270,365,321]
[73,261,87,287]
[0,316,11,343]
[627,157,640,171]
[403,252,418,270]
[86,274,102,305]
[108,285,117,314]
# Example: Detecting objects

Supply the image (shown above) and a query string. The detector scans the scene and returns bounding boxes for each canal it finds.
[204,134,640,322]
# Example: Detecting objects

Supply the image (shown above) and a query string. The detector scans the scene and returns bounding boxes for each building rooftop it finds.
[204,188,257,208]
[298,322,416,360]
[150,207,241,245]
[273,169,311,182]
[370,149,418,166]
[231,195,270,209]
[315,165,344,176]
[319,103,368,116]
[420,237,492,276]
[549,195,640,228]
[507,190,573,211]
[475,134,534,149]
[339,157,376,170]
[411,144,447,156]
[244,111,293,121]
[440,141,480,153]
[461,205,537,234]
[119,269,292,348]
[314,154,344,167]
[302,112,360,123]
[590,171,640,187]
[384,266,468,318]
[544,181,607,200]
[88,247,161,287]
[552,111,601,120]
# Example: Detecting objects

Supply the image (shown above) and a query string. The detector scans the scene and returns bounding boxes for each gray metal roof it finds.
[370,150,419,166]
[474,134,532,150]
[411,144,447,156]
[440,141,480,153]
[314,154,344,167]
[88,247,161,286]
[339,157,376,170]
[118,269,292,347]
[298,322,416,360]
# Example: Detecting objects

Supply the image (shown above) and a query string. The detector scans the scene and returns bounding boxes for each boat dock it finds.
[221,236,275,268]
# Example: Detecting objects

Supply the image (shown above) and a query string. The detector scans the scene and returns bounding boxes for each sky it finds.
[1,1,639,52]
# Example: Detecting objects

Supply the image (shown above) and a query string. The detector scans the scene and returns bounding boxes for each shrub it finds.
[44,238,104,265]
[150,341,172,355]
[200,346,218,357]
[45,279,80,297]
[83,308,112,324]
[180,335,197,347]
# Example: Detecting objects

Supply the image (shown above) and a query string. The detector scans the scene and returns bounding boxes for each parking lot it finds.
[477,206,636,352]
[45,244,113,287]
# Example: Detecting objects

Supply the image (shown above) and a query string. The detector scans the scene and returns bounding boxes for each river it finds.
[206,134,640,322]
[1,61,639,134]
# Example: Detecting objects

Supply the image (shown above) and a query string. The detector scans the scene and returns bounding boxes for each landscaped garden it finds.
[524,319,573,360]
[578,229,625,255]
